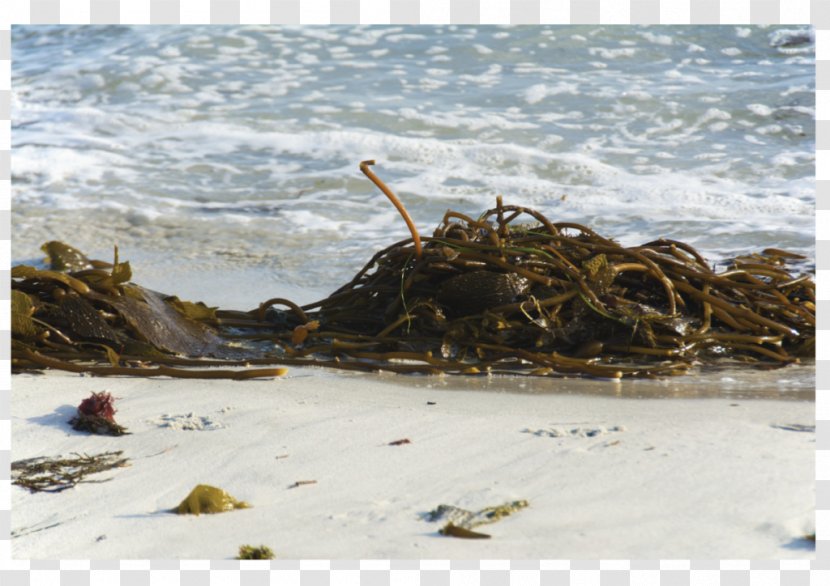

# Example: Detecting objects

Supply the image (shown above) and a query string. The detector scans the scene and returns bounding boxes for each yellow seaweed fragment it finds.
[175,484,250,515]
[11,290,38,338]
[237,544,275,560]
[41,241,95,272]
[12,265,91,295]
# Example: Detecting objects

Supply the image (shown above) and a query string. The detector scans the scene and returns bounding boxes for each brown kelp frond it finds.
[12,166,814,380]
[12,259,288,380]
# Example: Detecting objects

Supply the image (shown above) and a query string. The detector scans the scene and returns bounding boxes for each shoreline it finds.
[11,367,815,560]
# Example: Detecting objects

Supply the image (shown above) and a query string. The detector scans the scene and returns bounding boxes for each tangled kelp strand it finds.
[12,451,130,493]
[11,162,815,380]
[17,348,287,380]
[361,159,423,259]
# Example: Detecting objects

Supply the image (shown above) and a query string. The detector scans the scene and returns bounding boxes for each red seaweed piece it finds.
[70,391,129,435]
[78,391,117,421]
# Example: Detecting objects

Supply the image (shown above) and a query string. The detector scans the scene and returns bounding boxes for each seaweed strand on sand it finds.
[12,451,130,493]
[11,162,815,380]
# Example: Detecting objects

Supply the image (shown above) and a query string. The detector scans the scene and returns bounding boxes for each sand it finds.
[10,367,815,560]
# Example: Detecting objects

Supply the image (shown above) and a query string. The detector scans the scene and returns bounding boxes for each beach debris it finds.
[11,161,815,380]
[426,500,529,539]
[288,480,317,489]
[69,391,129,436]
[12,451,130,493]
[237,544,275,560]
[275,454,290,460]
[388,438,412,446]
[175,484,250,515]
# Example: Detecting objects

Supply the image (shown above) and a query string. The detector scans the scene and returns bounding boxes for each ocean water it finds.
[10,25,816,394]
[12,25,815,306]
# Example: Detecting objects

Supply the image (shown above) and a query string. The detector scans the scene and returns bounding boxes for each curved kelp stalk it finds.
[360,160,423,260]
[12,162,816,380]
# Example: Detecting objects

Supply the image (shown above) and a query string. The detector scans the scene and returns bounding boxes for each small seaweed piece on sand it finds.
[69,391,129,436]
[428,500,529,539]
[12,451,130,493]
[175,484,250,515]
[237,544,275,560]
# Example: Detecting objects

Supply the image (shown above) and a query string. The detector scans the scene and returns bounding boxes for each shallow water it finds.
[11,25,816,396]
[377,363,816,400]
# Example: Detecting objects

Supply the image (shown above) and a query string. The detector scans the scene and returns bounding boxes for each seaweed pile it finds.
[12,242,288,380]
[12,162,815,380]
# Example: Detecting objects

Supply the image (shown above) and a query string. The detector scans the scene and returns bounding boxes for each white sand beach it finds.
[11,367,815,560]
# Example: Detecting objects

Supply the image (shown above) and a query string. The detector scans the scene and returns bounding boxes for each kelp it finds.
[12,248,288,379]
[12,162,815,380]
[12,451,130,493]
